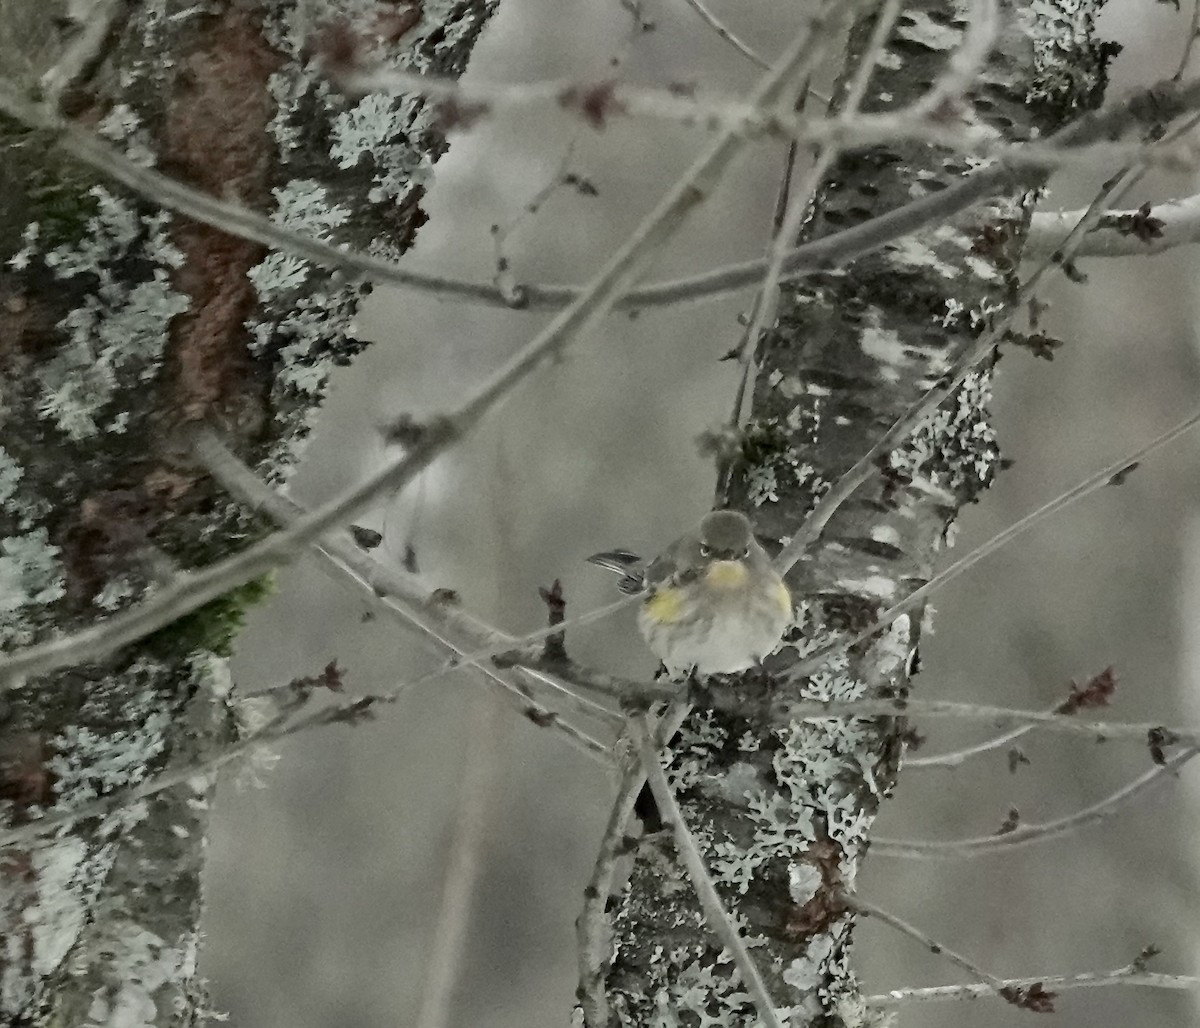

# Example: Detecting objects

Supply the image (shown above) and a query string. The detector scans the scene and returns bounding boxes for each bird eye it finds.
[739,548,750,559]
[699,543,712,557]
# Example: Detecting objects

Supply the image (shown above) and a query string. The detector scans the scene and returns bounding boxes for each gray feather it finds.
[586,549,645,594]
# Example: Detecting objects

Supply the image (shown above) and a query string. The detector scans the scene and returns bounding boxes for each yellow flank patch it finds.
[705,560,749,590]
[645,587,686,624]
[775,580,793,616]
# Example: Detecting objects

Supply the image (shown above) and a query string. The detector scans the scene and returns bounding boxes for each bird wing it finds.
[586,549,646,594]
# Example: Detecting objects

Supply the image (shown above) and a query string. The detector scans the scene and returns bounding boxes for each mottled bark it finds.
[605,3,1115,1027]
[0,1,496,1023]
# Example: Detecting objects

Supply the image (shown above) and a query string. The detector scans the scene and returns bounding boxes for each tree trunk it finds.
[0,1,496,1023]
[604,2,1116,1025]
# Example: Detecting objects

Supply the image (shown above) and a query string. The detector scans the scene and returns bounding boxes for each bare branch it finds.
[0,17,842,689]
[910,0,1000,117]
[193,429,620,739]
[1027,195,1200,259]
[1175,0,1200,81]
[0,680,332,850]
[735,0,906,409]
[577,704,689,1028]
[636,717,785,1028]
[873,746,1200,859]
[680,0,771,69]
[39,0,126,111]
[775,96,1200,575]
[576,763,646,1027]
[787,405,1200,679]
[778,699,1200,747]
[340,62,988,149]
[3,76,1200,319]
[11,679,1197,855]
[597,676,1200,751]
[867,970,1200,1006]
[0,647,620,853]
[906,671,1116,770]
[849,898,1011,996]
[343,62,1200,177]
[720,141,799,461]
[904,706,1049,770]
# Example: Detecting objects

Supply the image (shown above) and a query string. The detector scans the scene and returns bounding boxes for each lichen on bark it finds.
[0,1,498,1023]
[601,3,1115,1026]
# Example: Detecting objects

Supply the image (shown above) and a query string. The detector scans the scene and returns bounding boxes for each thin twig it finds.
[0,684,344,850]
[735,0,906,404]
[40,0,127,111]
[720,91,805,468]
[1175,0,1200,81]
[636,717,785,1028]
[10,676,1199,853]
[866,970,1200,1006]
[873,746,1200,859]
[906,672,1115,769]
[3,77,1200,315]
[430,597,638,678]
[787,405,1200,679]
[681,0,771,69]
[308,551,620,757]
[775,104,1200,575]
[0,18,841,690]
[0,646,613,853]
[1026,194,1200,259]
[909,0,1000,116]
[850,898,1010,994]
[903,708,1047,769]
[593,678,1200,750]
[576,704,689,1027]
[491,143,581,306]
[194,429,621,741]
[343,61,1200,178]
[725,0,912,480]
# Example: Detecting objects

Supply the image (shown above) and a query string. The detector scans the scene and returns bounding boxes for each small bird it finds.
[588,509,793,677]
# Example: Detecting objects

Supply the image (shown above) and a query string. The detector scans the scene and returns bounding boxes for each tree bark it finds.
[604,2,1117,1025]
[0,1,496,1023]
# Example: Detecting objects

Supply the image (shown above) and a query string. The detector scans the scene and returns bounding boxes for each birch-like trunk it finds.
[0,2,495,1023]
[604,2,1116,1025]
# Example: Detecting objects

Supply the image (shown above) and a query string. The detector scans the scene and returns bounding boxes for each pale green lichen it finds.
[739,418,827,510]
[245,182,359,399]
[0,446,24,507]
[616,601,887,1020]
[46,659,173,811]
[888,366,998,495]
[0,528,67,647]
[16,190,189,440]
[96,104,156,167]
[329,93,434,204]
[79,924,198,1028]
[1019,0,1109,109]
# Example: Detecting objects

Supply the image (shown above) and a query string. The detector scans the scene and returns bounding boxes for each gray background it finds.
[201,2,1200,1026]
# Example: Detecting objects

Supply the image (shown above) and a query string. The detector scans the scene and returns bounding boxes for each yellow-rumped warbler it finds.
[588,510,792,676]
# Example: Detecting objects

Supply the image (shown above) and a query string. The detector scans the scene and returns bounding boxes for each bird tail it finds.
[586,549,645,595]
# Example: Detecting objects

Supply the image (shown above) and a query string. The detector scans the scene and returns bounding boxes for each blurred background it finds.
[200,2,1200,1026]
